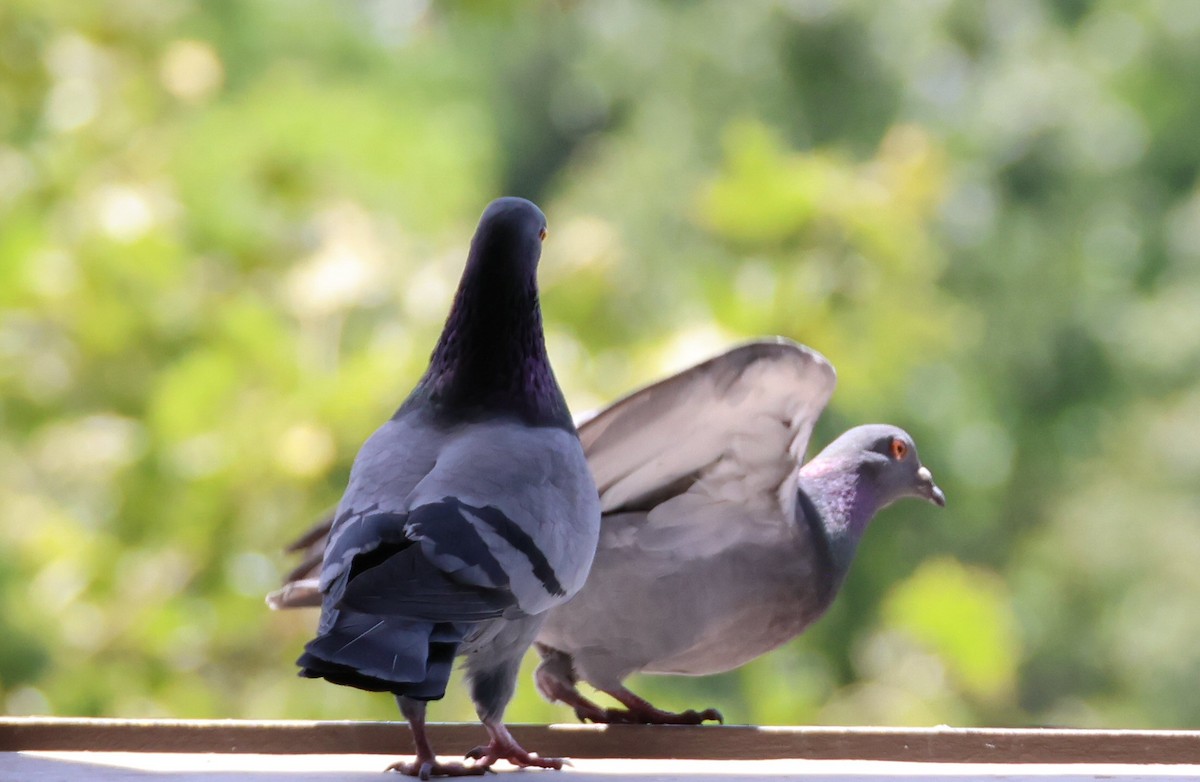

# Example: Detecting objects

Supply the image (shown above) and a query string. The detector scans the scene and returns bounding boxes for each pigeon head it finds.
[796,424,944,581]
[468,197,549,273]
[408,197,571,429]
[813,424,946,511]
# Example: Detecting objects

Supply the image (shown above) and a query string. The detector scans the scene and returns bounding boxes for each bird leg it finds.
[386,697,485,779]
[464,718,567,771]
[533,660,613,723]
[534,656,722,725]
[595,686,723,725]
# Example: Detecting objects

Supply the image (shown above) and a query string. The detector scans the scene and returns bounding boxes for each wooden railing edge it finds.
[2,718,1198,765]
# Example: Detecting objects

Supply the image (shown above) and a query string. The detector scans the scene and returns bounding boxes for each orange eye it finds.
[890,438,908,460]
[538,227,548,241]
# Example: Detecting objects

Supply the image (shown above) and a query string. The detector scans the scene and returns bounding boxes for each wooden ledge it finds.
[1,719,1198,764]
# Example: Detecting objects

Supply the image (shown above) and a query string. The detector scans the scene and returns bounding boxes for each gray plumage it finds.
[532,339,944,724]
[275,338,942,727]
[297,197,600,776]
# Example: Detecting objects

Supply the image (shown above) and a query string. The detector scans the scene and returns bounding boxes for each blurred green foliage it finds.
[2,0,1200,729]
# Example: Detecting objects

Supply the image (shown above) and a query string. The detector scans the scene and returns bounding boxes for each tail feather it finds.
[298,608,468,699]
[401,637,459,700]
[265,578,321,610]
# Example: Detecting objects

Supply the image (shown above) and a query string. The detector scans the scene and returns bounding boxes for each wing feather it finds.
[580,338,836,514]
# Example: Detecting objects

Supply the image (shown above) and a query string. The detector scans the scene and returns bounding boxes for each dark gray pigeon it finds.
[296,197,601,777]
[273,339,943,726]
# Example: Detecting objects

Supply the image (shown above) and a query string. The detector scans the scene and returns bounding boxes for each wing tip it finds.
[722,336,837,383]
[697,338,837,407]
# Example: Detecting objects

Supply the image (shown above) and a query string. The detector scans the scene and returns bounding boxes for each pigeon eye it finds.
[889,438,908,460]
[538,227,548,241]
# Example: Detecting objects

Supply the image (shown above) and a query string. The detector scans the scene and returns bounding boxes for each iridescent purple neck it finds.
[407,250,571,430]
[797,458,882,577]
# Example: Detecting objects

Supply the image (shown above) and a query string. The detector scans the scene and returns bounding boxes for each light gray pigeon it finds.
[273,339,943,726]
[295,197,601,777]
[532,340,944,724]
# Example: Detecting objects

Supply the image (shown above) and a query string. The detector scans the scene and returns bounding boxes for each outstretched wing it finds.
[580,338,836,514]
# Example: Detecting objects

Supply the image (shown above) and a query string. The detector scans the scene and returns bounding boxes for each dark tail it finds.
[298,609,465,701]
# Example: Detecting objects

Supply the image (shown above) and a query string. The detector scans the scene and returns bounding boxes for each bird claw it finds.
[464,742,564,771]
[386,758,488,778]
[570,703,611,724]
[596,705,724,725]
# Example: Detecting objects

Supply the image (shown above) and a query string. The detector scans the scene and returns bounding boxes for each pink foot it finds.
[469,720,568,772]
[386,756,487,779]
[389,698,488,779]
[597,705,723,725]
[464,741,565,771]
[597,686,723,725]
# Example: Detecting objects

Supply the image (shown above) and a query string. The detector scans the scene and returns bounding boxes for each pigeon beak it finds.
[915,465,946,508]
